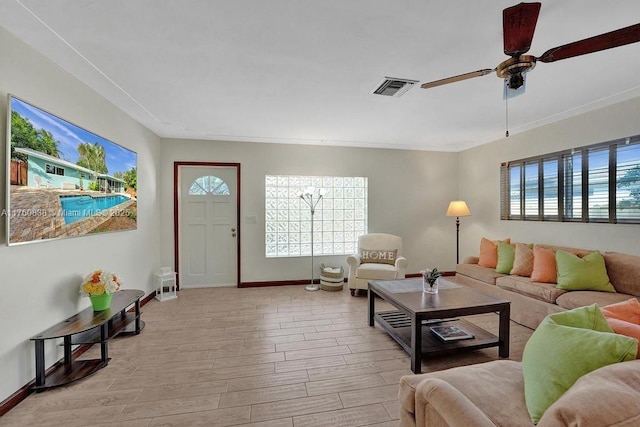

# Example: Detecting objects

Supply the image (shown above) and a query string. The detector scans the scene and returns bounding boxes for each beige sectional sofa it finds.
[399,359,640,427]
[455,245,640,329]
[398,244,640,426]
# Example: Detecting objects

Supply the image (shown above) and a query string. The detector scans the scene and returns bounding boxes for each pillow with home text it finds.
[360,249,398,265]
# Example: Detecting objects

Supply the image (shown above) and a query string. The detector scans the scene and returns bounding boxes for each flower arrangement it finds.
[80,270,122,296]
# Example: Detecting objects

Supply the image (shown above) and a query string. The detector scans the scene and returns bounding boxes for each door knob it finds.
[232,233,237,237]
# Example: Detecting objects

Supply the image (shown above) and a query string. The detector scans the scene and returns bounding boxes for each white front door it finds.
[179,165,238,288]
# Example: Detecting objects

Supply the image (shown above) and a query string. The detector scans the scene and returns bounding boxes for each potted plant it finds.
[422,267,442,294]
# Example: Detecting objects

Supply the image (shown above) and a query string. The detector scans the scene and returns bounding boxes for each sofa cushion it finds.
[522,305,638,424]
[496,276,567,304]
[555,290,634,310]
[604,252,640,296]
[495,241,516,274]
[399,360,531,426]
[456,263,506,285]
[355,263,398,280]
[530,246,557,284]
[555,250,616,292]
[510,243,534,277]
[478,238,510,268]
[538,360,640,427]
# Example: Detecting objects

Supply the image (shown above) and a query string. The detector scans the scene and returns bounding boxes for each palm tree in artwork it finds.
[77,142,108,174]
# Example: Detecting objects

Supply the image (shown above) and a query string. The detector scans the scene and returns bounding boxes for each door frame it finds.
[173,161,241,289]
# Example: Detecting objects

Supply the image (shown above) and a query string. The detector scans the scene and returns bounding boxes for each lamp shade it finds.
[446,201,471,217]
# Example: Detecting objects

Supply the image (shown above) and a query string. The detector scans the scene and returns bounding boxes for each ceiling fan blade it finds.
[421,69,494,89]
[538,22,640,63]
[503,2,541,56]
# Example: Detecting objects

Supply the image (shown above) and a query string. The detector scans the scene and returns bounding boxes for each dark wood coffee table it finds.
[368,277,510,373]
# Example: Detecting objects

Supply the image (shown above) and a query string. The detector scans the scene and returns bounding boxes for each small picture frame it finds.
[430,325,474,342]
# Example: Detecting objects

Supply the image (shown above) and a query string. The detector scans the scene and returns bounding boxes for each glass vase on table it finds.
[421,268,442,294]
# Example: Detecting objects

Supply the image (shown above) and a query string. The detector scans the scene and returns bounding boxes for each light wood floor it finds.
[1,285,533,426]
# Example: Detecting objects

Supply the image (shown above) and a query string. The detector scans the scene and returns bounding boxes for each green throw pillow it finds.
[495,241,515,274]
[555,250,616,292]
[522,305,637,424]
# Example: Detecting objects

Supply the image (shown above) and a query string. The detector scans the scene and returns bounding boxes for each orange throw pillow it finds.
[605,319,640,359]
[478,237,510,268]
[531,245,557,283]
[602,299,640,359]
[601,299,640,324]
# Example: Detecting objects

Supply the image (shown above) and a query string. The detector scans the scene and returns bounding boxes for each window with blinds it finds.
[500,135,640,223]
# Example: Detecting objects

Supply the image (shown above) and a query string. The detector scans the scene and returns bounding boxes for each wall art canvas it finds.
[6,95,138,245]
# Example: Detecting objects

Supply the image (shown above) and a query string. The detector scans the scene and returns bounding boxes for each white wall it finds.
[159,139,460,283]
[458,96,640,259]
[0,27,161,401]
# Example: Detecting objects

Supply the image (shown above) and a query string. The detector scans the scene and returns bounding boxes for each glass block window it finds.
[265,175,368,257]
[189,175,230,195]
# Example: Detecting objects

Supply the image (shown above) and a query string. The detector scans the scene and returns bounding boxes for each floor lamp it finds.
[446,201,471,265]
[299,186,323,292]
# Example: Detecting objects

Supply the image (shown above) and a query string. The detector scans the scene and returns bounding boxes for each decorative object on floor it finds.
[155,267,178,301]
[299,186,324,291]
[422,268,442,293]
[319,264,344,291]
[446,200,471,265]
[80,270,122,311]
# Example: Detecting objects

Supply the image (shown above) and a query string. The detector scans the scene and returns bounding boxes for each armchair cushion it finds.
[356,263,399,281]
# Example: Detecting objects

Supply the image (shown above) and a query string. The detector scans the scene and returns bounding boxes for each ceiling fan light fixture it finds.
[508,73,524,90]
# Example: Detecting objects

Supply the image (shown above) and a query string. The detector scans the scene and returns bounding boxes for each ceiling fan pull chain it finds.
[505,92,510,138]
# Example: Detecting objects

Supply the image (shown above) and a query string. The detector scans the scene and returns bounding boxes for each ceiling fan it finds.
[421,2,640,92]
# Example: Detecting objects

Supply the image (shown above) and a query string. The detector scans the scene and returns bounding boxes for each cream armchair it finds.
[347,233,407,296]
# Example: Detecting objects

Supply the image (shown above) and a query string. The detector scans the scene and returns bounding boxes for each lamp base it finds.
[305,284,320,292]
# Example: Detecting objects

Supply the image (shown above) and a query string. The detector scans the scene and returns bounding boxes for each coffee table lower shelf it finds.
[374,310,500,357]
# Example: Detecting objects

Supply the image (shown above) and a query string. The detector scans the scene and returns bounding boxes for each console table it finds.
[30,289,145,390]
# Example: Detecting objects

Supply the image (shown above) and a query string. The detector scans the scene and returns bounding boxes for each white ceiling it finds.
[2,0,640,152]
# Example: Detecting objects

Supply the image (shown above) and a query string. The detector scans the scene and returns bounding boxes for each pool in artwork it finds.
[59,195,130,224]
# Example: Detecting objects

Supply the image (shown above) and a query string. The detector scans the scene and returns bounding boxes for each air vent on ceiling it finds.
[371,77,419,97]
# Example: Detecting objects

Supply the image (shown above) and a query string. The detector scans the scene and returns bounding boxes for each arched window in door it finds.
[188,175,230,195]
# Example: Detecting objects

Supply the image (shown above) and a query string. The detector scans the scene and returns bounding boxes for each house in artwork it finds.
[13,147,125,193]
[96,174,126,193]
